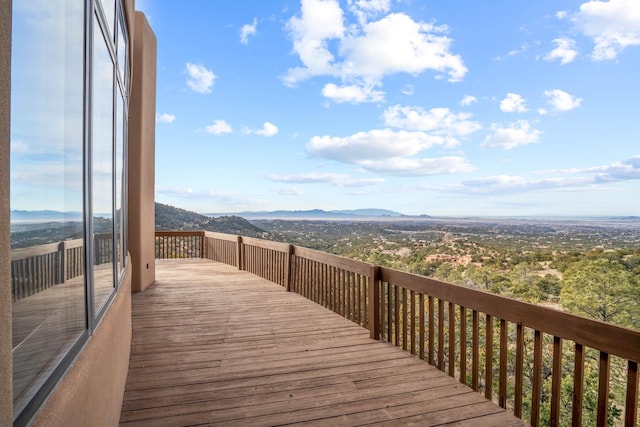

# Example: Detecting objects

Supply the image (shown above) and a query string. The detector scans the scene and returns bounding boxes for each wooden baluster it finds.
[625,360,638,427]
[597,351,610,427]
[485,314,493,401]
[449,302,455,377]
[410,290,416,355]
[428,296,435,365]
[403,288,408,351]
[368,266,380,340]
[438,299,445,371]
[472,310,479,391]
[460,306,467,385]
[531,330,543,426]
[394,285,400,347]
[572,343,584,427]
[515,323,524,418]
[499,319,508,408]
[419,293,425,360]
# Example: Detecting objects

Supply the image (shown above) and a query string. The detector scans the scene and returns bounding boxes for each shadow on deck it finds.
[120,259,525,426]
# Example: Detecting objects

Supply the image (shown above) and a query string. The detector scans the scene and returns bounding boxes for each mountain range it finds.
[205,208,425,220]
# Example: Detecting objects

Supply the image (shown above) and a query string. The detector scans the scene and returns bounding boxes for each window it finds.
[10,0,129,423]
[92,11,116,314]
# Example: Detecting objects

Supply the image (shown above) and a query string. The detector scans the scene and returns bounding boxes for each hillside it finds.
[155,203,266,237]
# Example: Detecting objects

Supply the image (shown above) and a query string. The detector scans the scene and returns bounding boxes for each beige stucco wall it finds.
[127,12,157,293]
[0,0,13,425]
[31,261,132,427]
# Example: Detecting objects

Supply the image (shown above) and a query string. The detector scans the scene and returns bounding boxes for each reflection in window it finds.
[10,0,129,421]
[116,88,125,277]
[92,14,116,314]
[117,12,127,88]
[10,0,86,416]
[101,0,116,42]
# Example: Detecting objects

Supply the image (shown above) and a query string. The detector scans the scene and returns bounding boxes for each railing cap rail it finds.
[380,266,640,362]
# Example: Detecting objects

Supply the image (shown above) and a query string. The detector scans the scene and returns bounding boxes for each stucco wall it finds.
[127,12,157,293]
[31,262,133,427]
[0,0,13,424]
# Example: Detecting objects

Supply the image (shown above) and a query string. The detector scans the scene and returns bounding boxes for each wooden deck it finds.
[120,259,526,426]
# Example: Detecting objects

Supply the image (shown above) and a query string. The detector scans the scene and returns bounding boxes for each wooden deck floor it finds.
[120,259,526,426]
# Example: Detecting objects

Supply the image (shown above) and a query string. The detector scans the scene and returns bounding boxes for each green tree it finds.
[560,259,637,326]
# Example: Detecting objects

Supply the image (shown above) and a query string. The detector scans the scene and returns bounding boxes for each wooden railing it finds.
[155,230,640,426]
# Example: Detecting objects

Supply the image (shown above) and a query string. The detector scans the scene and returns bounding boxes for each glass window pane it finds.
[92,16,115,313]
[10,0,86,416]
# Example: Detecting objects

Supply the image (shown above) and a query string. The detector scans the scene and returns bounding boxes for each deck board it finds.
[120,259,527,426]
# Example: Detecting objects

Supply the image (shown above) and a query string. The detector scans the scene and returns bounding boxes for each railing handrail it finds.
[380,266,640,361]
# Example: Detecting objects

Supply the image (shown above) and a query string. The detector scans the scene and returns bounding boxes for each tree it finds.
[560,258,637,326]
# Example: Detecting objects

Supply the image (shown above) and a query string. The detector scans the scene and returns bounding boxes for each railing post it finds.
[199,231,205,259]
[368,265,380,340]
[236,236,243,270]
[285,244,294,292]
[58,241,65,284]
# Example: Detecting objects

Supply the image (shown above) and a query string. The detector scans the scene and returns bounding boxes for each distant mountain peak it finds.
[205,208,428,220]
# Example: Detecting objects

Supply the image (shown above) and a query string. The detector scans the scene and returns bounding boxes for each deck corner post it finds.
[285,244,294,292]
[368,265,381,340]
[236,236,243,270]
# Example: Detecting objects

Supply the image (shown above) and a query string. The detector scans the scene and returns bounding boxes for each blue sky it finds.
[142,0,638,216]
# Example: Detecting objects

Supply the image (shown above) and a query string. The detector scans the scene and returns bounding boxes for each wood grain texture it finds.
[120,259,525,426]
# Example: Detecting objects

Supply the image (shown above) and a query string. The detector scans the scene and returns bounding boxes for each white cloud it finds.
[284,0,345,84]
[460,95,477,106]
[205,119,233,135]
[583,155,640,181]
[11,140,29,154]
[544,89,583,111]
[545,37,578,64]
[441,175,594,195]
[308,129,446,163]
[508,43,529,57]
[240,18,258,44]
[341,177,385,187]
[401,85,414,96]
[499,93,528,113]
[556,10,568,19]
[268,172,349,184]
[339,13,467,83]
[253,122,279,137]
[359,156,475,176]
[382,105,481,146]
[156,112,176,123]
[306,128,475,176]
[349,0,391,25]
[431,156,640,195]
[185,63,216,94]
[284,2,467,93]
[573,0,640,60]
[481,120,541,150]
[276,186,304,196]
[321,83,384,103]
[268,172,384,187]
